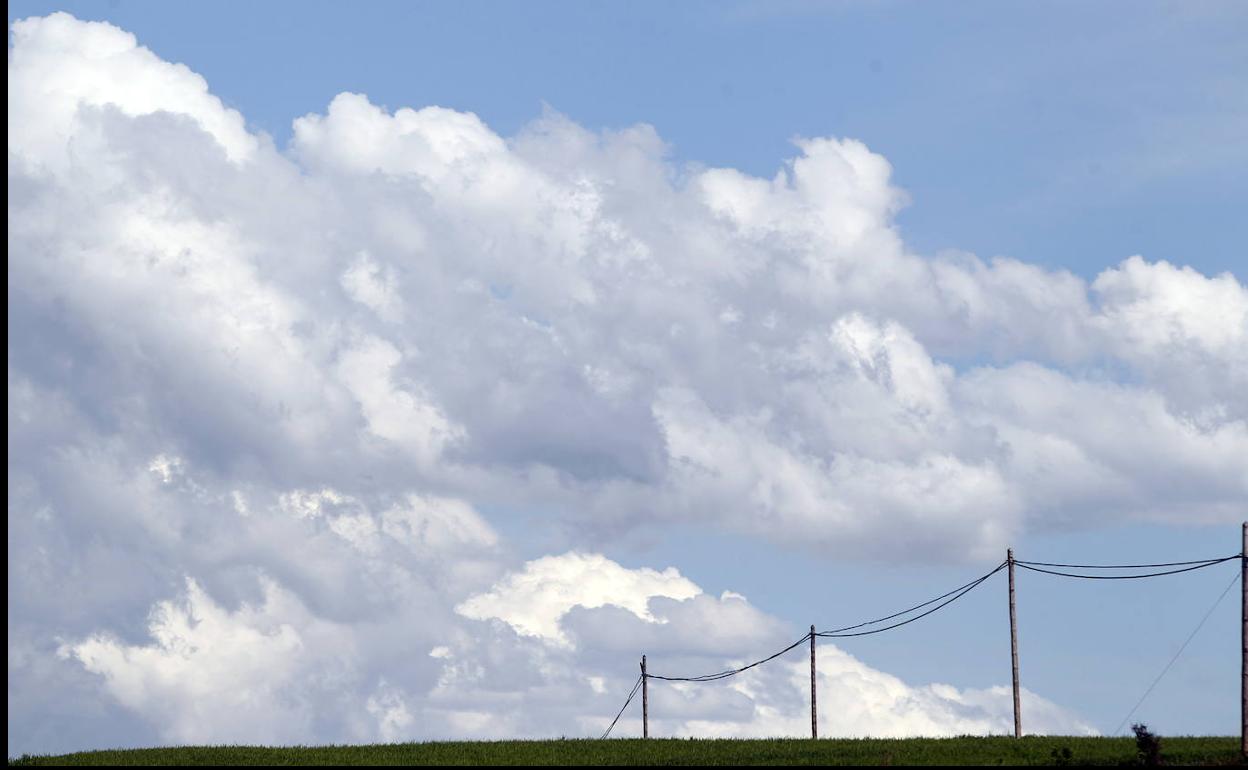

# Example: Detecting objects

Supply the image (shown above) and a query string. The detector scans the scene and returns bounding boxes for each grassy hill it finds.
[8,736,1246,766]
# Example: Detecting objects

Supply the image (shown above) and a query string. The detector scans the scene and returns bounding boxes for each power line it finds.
[1016,556,1237,580]
[601,541,1245,742]
[600,674,643,739]
[650,561,1011,683]
[1111,569,1242,736]
[648,632,812,683]
[1017,556,1239,569]
[816,561,1007,638]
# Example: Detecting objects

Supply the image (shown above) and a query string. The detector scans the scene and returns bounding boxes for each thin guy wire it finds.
[1016,556,1238,569]
[648,632,812,683]
[818,560,1008,635]
[817,562,1007,638]
[600,674,643,739]
[1111,568,1242,737]
[1016,556,1237,580]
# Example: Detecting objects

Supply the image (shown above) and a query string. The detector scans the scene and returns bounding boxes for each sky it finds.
[6,1,1247,758]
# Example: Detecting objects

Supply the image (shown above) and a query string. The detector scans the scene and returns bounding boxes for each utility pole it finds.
[810,625,818,740]
[1241,522,1246,757]
[1009,547,1022,738]
[641,654,649,739]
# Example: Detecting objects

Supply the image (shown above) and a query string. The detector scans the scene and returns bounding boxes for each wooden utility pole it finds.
[1008,547,1022,738]
[1241,522,1246,757]
[810,625,818,740]
[641,655,649,739]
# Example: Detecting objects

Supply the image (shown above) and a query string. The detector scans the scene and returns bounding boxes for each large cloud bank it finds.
[7,12,1241,755]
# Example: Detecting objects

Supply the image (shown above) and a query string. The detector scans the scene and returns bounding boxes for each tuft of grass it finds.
[7,736,1247,766]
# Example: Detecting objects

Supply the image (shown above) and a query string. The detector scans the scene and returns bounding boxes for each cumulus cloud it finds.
[13,9,1242,556]
[47,547,1097,747]
[652,651,1096,739]
[456,552,702,646]
[7,11,1243,756]
[7,12,258,168]
[443,554,1094,739]
[1091,256,1248,419]
[59,578,358,745]
[341,252,405,322]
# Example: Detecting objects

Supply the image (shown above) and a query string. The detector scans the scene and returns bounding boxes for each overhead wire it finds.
[650,560,1011,682]
[601,546,1238,728]
[1015,556,1237,580]
[816,560,1007,637]
[1016,556,1238,569]
[596,547,1243,737]
[648,631,812,683]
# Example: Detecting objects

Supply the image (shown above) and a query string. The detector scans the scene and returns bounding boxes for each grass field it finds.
[8,736,1246,766]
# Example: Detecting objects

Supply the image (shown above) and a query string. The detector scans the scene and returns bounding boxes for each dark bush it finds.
[1132,722,1162,766]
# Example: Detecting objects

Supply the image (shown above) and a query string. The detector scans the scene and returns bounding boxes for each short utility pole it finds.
[810,625,818,740]
[1008,547,1022,738]
[641,654,649,739]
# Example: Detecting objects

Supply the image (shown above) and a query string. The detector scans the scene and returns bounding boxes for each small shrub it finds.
[1050,745,1073,766]
[1132,722,1162,766]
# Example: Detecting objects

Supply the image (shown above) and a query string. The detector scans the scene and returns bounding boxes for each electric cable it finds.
[604,546,1243,736]
[648,632,812,683]
[817,561,1007,638]
[1016,556,1238,570]
[650,561,1010,682]
[1015,556,1237,580]
[817,560,1008,636]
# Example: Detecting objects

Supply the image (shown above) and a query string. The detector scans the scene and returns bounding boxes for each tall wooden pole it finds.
[1009,547,1022,738]
[1241,522,1246,757]
[810,625,818,740]
[641,654,649,739]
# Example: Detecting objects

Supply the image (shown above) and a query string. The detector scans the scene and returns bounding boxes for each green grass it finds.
[8,736,1246,766]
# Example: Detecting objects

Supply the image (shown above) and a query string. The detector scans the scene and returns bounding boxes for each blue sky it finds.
[11,0,1246,277]
[7,1,1247,755]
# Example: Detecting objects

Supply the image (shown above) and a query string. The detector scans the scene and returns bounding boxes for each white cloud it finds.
[335,335,463,465]
[652,379,1019,560]
[380,495,498,552]
[652,652,1096,739]
[1091,256,1248,419]
[444,554,1093,739]
[455,552,701,646]
[147,454,185,484]
[1094,256,1248,357]
[366,685,416,742]
[341,252,405,322]
[293,92,507,180]
[957,363,1248,525]
[280,488,352,519]
[45,521,1092,749]
[59,577,357,745]
[8,12,257,169]
[8,11,1243,755]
